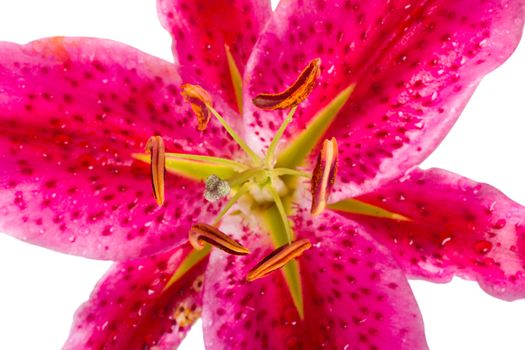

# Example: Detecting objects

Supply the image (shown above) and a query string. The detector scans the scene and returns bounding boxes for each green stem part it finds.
[265,106,298,167]
[227,168,266,187]
[267,182,293,243]
[212,183,252,225]
[272,168,311,178]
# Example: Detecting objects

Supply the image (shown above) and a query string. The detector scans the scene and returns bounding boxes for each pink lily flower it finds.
[0,0,524,349]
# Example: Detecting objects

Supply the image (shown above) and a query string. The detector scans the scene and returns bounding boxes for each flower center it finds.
[134,56,409,318]
[146,72,324,317]
[182,99,311,245]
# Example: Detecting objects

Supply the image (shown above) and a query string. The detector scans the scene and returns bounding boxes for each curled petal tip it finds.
[311,138,338,216]
[145,136,166,207]
[252,58,321,110]
[247,239,312,282]
[181,83,213,131]
[189,223,250,255]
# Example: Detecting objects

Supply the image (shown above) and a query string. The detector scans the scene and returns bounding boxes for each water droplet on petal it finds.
[493,219,506,229]
[482,257,495,266]
[474,240,493,255]
[440,234,453,247]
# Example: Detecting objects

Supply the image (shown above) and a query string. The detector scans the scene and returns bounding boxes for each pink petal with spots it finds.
[64,244,207,350]
[0,38,236,260]
[157,0,271,111]
[244,0,524,199]
[202,212,427,349]
[341,168,525,300]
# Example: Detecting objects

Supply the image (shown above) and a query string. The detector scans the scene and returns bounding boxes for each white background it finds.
[0,1,524,349]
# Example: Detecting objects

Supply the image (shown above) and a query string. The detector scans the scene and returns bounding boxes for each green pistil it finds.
[206,104,262,165]
[264,106,298,167]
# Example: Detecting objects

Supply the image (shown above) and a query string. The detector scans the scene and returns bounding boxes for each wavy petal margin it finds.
[342,168,525,300]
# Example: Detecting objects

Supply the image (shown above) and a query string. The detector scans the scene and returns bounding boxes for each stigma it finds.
[204,175,231,202]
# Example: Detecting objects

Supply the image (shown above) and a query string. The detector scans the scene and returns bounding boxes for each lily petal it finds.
[244,0,525,199]
[0,38,234,260]
[342,168,525,301]
[202,213,427,349]
[157,0,272,112]
[64,244,207,350]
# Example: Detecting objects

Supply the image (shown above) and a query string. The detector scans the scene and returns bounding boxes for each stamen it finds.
[247,239,312,282]
[180,84,212,131]
[206,104,262,164]
[145,136,166,207]
[311,138,338,216]
[189,223,250,255]
[204,174,231,202]
[252,58,321,110]
[264,106,298,167]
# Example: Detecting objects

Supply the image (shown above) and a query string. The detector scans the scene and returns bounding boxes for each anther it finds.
[252,58,321,110]
[181,83,213,131]
[204,174,231,202]
[311,138,338,216]
[145,136,166,207]
[247,239,312,282]
[189,223,250,255]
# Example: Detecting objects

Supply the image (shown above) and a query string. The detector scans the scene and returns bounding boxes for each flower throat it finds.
[134,56,406,317]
